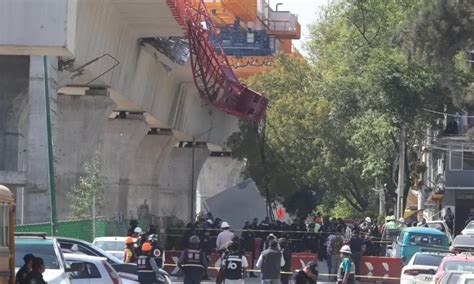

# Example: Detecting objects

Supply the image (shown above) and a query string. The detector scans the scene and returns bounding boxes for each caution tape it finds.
[162,263,401,280]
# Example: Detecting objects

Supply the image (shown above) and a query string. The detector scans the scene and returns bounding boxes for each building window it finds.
[464,152,474,170]
[450,151,463,170]
[449,151,474,170]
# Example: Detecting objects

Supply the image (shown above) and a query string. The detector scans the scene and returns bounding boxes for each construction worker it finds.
[337,245,355,284]
[219,241,248,284]
[398,217,406,230]
[178,235,208,284]
[137,242,161,284]
[149,234,165,268]
[216,222,235,252]
[382,216,398,240]
[124,237,137,263]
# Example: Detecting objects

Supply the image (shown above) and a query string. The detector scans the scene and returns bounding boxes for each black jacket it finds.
[22,270,46,284]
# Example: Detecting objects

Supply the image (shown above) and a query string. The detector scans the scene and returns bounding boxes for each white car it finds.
[15,233,82,284]
[92,236,127,260]
[64,253,139,284]
[427,221,453,243]
[400,252,446,284]
[457,273,474,284]
[461,221,474,236]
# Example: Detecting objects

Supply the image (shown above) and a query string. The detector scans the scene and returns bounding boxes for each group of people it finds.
[178,224,325,284]
[16,254,46,284]
[125,221,166,283]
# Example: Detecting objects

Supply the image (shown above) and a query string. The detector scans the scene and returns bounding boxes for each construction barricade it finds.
[359,256,403,283]
[290,252,318,271]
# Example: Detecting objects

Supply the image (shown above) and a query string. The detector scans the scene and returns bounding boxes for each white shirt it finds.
[216,230,235,250]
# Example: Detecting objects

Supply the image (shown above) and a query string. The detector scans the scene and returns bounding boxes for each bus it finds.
[0,185,15,284]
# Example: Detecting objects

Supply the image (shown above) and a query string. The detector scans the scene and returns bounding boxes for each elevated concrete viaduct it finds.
[0,0,246,224]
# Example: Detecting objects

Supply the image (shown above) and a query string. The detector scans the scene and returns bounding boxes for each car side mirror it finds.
[66,262,84,272]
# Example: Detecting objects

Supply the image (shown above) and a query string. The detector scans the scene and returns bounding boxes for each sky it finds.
[276,0,329,53]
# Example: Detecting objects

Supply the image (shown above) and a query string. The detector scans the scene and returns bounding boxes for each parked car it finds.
[92,236,127,260]
[434,255,474,283]
[64,253,139,284]
[15,233,82,284]
[451,235,474,253]
[400,252,447,284]
[394,227,450,264]
[427,220,453,243]
[461,221,474,236]
[56,237,171,284]
[437,270,471,284]
[457,273,474,284]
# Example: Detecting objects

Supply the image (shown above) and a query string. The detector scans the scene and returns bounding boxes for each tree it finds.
[67,148,105,219]
[228,0,471,216]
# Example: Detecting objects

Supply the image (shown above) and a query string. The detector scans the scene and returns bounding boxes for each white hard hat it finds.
[340,245,352,254]
[221,221,230,229]
[399,217,405,223]
[134,227,142,234]
[365,217,372,223]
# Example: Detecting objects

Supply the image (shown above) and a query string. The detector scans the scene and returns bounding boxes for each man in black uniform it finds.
[290,261,318,284]
[279,238,292,284]
[222,241,248,283]
[23,257,46,284]
[304,223,319,253]
[137,242,161,284]
[149,234,165,268]
[178,235,208,284]
[16,254,34,284]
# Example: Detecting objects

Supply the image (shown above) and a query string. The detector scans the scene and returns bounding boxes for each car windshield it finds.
[454,237,474,248]
[444,260,474,272]
[445,273,464,283]
[94,240,123,251]
[427,223,445,232]
[414,254,444,266]
[15,240,60,269]
[408,234,445,247]
[465,222,474,230]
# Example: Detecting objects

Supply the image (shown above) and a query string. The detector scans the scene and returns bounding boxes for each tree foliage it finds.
[228,0,473,217]
[67,148,105,219]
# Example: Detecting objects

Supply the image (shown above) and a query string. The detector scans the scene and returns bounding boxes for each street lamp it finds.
[276,3,283,11]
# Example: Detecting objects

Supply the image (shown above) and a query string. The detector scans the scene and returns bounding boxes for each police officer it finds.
[222,241,248,284]
[149,234,165,268]
[178,235,208,284]
[137,242,161,284]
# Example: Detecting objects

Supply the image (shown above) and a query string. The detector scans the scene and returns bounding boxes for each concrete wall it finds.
[55,94,116,218]
[0,0,75,55]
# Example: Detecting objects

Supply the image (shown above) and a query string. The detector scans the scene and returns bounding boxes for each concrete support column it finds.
[158,143,210,221]
[23,56,58,223]
[55,93,116,219]
[127,130,177,218]
[101,113,148,219]
[196,155,245,213]
[0,55,29,223]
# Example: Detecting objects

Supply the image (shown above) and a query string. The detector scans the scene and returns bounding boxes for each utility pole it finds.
[190,136,196,222]
[43,56,58,236]
[397,126,406,220]
[92,192,96,239]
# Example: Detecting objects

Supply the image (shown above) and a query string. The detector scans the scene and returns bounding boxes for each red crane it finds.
[167,0,268,122]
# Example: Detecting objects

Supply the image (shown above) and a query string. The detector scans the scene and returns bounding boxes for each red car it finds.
[434,255,474,283]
